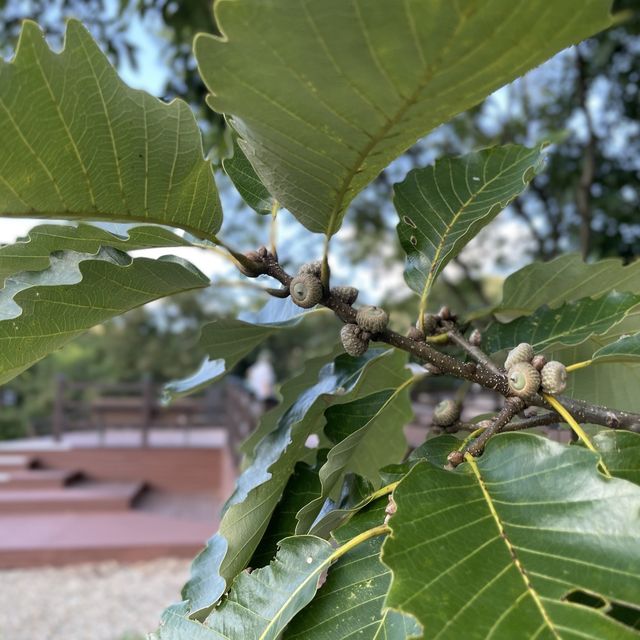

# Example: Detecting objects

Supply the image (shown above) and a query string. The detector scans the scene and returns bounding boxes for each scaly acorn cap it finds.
[508,362,541,398]
[433,399,462,427]
[356,305,389,333]
[340,323,369,357]
[298,261,323,277]
[422,313,439,335]
[541,361,568,395]
[289,274,323,308]
[504,342,535,371]
[331,285,359,305]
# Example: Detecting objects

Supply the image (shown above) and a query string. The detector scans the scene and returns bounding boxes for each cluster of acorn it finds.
[504,342,567,398]
[340,306,389,356]
[288,261,360,309]
[289,262,387,357]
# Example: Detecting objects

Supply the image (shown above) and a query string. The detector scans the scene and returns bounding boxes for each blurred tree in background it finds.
[0,0,638,436]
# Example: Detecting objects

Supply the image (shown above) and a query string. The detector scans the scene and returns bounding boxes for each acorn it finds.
[356,305,389,333]
[432,399,462,427]
[541,361,567,395]
[289,274,323,308]
[331,285,359,305]
[531,354,547,371]
[340,323,369,357]
[422,313,439,335]
[504,342,535,371]
[407,326,425,342]
[298,261,322,277]
[507,362,541,399]
[469,329,482,347]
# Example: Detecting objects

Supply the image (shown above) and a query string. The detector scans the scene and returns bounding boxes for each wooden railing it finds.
[51,375,257,451]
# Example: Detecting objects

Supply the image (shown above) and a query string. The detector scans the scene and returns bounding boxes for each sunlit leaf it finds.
[494,254,640,321]
[395,145,543,305]
[1,21,220,237]
[195,0,610,235]
[0,222,190,284]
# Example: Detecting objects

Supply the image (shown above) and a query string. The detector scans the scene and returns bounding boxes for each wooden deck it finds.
[0,430,235,567]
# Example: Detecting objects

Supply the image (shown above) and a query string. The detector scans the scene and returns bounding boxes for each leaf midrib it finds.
[324,4,475,239]
[418,152,529,318]
[466,456,561,639]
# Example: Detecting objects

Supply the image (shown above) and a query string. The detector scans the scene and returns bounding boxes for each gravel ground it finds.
[0,558,192,640]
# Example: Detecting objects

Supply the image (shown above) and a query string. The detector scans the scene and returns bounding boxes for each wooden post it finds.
[141,375,153,447]
[52,374,65,442]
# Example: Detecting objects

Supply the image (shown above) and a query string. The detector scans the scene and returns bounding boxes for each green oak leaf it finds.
[483,291,640,354]
[0,249,208,385]
[251,457,324,568]
[223,142,276,215]
[296,372,414,534]
[284,500,422,640]
[591,333,640,364]
[592,430,640,485]
[0,223,190,285]
[163,298,323,401]
[308,435,461,539]
[552,325,640,414]
[1,21,220,237]
[383,433,640,639]
[195,0,610,235]
[494,254,640,321]
[179,348,408,617]
[395,145,544,305]
[157,536,334,640]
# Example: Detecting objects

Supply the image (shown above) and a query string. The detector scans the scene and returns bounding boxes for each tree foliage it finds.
[2,3,640,640]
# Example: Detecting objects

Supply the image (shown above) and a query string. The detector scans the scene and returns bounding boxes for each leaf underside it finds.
[195,0,611,235]
[0,249,208,385]
[178,349,408,617]
[494,254,640,322]
[0,222,190,285]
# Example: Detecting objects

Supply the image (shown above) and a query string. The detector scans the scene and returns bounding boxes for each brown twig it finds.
[251,251,640,441]
[462,398,525,460]
[447,330,502,376]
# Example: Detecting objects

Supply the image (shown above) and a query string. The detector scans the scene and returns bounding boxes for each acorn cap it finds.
[504,343,535,371]
[422,313,439,335]
[507,362,541,398]
[340,323,369,357]
[290,274,323,308]
[298,261,323,277]
[356,305,389,333]
[331,285,359,305]
[540,361,567,395]
[433,399,462,427]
